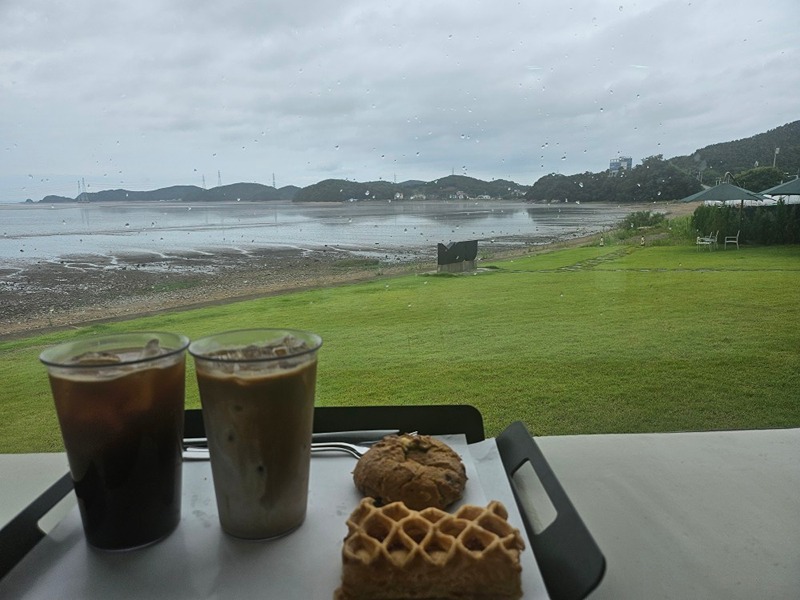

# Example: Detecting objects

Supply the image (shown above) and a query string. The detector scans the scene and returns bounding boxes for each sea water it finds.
[0,200,632,266]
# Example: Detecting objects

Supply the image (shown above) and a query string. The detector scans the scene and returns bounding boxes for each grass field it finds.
[2,242,799,453]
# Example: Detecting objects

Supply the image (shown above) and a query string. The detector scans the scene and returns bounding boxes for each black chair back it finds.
[184,404,484,444]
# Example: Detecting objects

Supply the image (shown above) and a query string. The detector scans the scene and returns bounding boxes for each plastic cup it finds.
[40,332,189,551]
[188,329,322,540]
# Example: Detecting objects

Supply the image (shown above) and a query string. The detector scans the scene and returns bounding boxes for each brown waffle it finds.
[334,498,525,600]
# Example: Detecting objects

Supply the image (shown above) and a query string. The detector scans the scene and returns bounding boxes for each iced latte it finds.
[40,332,189,551]
[189,329,322,539]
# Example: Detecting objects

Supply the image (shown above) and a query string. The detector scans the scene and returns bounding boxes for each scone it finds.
[353,434,467,510]
[334,498,525,600]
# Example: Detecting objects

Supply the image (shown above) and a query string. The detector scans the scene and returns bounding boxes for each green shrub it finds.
[692,202,800,245]
[667,215,694,241]
[622,210,666,229]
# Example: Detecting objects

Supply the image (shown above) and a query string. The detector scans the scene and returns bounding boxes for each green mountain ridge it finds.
[292,175,528,202]
[35,120,799,204]
[525,120,800,203]
[41,183,301,204]
[669,121,800,182]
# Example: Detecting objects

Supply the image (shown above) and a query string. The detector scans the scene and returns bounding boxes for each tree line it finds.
[525,155,703,203]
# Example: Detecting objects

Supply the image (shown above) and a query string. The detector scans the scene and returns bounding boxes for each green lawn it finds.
[2,243,799,453]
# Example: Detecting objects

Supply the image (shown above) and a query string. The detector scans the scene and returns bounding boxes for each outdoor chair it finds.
[696,231,716,251]
[724,230,740,249]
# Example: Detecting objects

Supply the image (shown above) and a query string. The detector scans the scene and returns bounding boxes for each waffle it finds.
[334,498,524,600]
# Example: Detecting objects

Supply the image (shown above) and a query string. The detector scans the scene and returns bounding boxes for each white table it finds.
[2,429,799,599]
[537,428,800,599]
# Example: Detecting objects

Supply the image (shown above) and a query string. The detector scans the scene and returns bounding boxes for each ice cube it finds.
[141,338,163,359]
[241,344,266,360]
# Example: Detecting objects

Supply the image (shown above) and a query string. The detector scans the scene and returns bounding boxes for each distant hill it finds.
[40,183,299,204]
[293,179,399,202]
[40,175,529,205]
[293,175,528,202]
[526,155,702,204]
[212,182,300,202]
[421,175,526,199]
[397,179,426,188]
[34,120,798,205]
[526,120,799,203]
[669,120,800,182]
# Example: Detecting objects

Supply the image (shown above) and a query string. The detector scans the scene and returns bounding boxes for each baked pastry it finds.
[334,498,525,600]
[353,434,467,510]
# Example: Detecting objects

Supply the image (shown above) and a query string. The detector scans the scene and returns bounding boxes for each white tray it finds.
[0,435,548,599]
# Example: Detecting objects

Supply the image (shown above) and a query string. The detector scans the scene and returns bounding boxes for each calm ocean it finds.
[0,200,632,266]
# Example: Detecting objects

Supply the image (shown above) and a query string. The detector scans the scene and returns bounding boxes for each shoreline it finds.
[0,201,698,340]
[0,243,541,340]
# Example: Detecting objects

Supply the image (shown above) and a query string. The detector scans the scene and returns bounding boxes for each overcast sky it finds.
[1,0,798,201]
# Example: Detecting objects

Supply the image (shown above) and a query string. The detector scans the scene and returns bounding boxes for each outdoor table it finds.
[0,407,797,599]
[537,427,800,599]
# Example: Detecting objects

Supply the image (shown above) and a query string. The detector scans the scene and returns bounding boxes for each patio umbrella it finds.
[679,182,768,204]
[761,177,800,204]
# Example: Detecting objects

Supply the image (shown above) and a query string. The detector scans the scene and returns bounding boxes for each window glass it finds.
[1,0,797,439]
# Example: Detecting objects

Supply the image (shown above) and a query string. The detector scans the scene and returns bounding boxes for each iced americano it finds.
[40,333,188,551]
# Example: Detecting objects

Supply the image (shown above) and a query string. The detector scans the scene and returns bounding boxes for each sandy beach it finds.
[0,201,698,339]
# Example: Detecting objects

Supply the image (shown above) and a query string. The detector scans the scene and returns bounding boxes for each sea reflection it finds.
[0,200,632,264]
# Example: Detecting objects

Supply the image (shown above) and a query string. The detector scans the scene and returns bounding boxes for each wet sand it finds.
[0,246,414,338]
[0,201,698,339]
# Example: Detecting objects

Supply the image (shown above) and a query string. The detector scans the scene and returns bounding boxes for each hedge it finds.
[691,202,800,245]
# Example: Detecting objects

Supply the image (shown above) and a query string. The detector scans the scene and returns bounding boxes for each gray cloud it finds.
[1,0,798,201]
